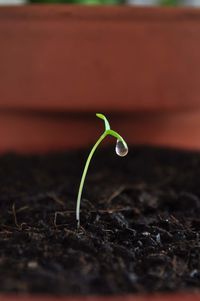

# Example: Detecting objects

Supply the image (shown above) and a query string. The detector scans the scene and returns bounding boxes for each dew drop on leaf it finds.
[115,139,128,157]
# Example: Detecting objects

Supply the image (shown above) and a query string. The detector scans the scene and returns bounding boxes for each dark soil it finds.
[0,146,200,295]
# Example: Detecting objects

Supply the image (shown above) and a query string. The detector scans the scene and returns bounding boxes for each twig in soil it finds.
[12,203,27,230]
[47,192,65,207]
[54,211,67,228]
[170,215,185,230]
[82,198,96,210]
[76,113,128,228]
[12,203,20,229]
[1,224,21,231]
[106,183,144,204]
[101,183,148,205]
[106,185,127,204]
[54,211,77,229]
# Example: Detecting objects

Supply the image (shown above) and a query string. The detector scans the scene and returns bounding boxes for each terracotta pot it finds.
[0,5,200,301]
[1,5,200,112]
[1,110,200,153]
[0,294,200,301]
[1,5,200,152]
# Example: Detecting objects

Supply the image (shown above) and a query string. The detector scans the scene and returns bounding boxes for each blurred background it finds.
[1,0,200,153]
[1,0,200,6]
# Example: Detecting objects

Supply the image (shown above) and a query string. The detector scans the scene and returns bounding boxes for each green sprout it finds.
[76,113,128,228]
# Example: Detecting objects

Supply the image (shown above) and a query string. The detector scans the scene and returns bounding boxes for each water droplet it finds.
[115,139,128,157]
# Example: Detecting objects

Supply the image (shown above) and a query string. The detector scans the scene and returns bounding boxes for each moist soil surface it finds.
[0,146,200,295]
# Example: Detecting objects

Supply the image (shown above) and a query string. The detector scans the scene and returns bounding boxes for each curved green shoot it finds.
[76,113,128,228]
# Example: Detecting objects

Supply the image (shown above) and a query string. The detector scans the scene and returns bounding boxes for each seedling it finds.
[76,113,128,228]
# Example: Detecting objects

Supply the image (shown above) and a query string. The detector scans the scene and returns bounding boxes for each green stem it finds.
[76,131,107,228]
